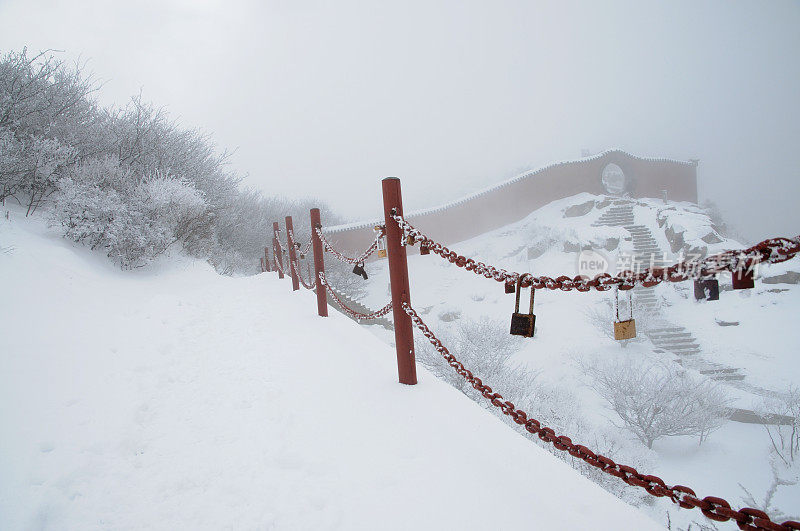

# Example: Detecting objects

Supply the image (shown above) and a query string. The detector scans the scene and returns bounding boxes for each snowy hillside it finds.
[357,193,800,526]
[0,208,661,530]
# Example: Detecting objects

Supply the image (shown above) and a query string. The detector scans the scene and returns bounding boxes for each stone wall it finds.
[322,150,698,259]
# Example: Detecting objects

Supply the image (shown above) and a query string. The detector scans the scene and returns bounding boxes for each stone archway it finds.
[601,163,629,195]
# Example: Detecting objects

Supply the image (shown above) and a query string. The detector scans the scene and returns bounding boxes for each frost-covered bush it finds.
[1,48,343,274]
[51,158,211,268]
[414,316,529,398]
[581,357,731,448]
[414,316,654,506]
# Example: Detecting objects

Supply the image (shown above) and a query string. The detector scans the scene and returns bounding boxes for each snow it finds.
[357,193,800,526]
[0,208,660,530]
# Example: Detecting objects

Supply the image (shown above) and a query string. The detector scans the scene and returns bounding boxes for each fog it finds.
[1,0,798,241]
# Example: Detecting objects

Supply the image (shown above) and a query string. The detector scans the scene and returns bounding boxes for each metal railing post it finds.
[382,177,417,385]
[310,208,329,316]
[273,222,284,279]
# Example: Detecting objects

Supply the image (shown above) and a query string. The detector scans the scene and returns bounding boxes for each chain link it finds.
[318,272,392,321]
[392,213,800,292]
[315,227,384,265]
[301,236,313,256]
[402,302,800,530]
[290,259,316,290]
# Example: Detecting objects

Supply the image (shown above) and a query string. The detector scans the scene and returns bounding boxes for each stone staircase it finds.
[592,199,744,382]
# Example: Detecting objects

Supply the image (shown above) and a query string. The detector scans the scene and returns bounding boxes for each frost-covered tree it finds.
[1,47,341,274]
[581,357,731,448]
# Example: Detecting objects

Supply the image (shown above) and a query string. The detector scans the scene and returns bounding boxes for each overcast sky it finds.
[1,0,798,241]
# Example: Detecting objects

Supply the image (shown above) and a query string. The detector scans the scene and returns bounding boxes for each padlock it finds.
[693,279,719,301]
[732,269,754,290]
[377,237,387,258]
[613,288,636,340]
[406,235,415,246]
[352,263,368,280]
[504,279,516,294]
[378,249,387,258]
[300,253,306,260]
[420,242,430,255]
[510,280,536,337]
[614,320,637,340]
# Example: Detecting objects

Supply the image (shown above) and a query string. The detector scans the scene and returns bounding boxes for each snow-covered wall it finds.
[323,150,698,258]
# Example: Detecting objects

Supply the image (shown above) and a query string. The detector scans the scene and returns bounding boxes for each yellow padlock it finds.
[613,287,636,340]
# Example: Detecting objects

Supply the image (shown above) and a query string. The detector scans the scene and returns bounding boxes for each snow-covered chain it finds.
[318,272,392,321]
[315,227,383,265]
[391,212,800,292]
[289,259,316,290]
[401,302,800,530]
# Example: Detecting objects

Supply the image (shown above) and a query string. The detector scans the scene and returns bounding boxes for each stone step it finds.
[647,330,694,341]
[648,331,693,338]
[712,373,745,381]
[700,367,740,375]
[657,342,701,350]
[668,349,700,356]
[649,327,686,334]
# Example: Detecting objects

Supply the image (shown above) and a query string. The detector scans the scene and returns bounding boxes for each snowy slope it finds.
[0,210,660,530]
[357,193,800,525]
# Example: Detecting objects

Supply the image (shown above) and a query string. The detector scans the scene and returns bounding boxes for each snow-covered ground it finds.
[0,208,661,530]
[358,193,800,525]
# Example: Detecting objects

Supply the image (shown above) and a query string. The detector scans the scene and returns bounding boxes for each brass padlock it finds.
[300,253,306,260]
[406,235,415,246]
[614,320,637,340]
[420,242,430,255]
[352,263,368,280]
[732,269,754,290]
[510,280,536,337]
[377,237,387,258]
[613,288,636,340]
[693,278,719,301]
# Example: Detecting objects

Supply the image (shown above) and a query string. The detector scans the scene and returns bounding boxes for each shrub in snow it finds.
[414,316,530,398]
[51,159,210,268]
[581,357,731,448]
[736,386,800,523]
[414,316,654,507]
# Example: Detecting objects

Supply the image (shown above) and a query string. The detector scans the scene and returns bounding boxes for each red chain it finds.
[392,213,800,292]
[316,227,384,265]
[318,272,392,321]
[402,302,800,530]
[273,255,285,275]
[290,260,316,290]
[301,236,313,256]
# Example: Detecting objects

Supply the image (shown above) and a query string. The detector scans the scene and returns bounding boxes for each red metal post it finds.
[285,215,300,291]
[382,177,417,385]
[273,222,284,279]
[264,246,271,272]
[310,208,328,317]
